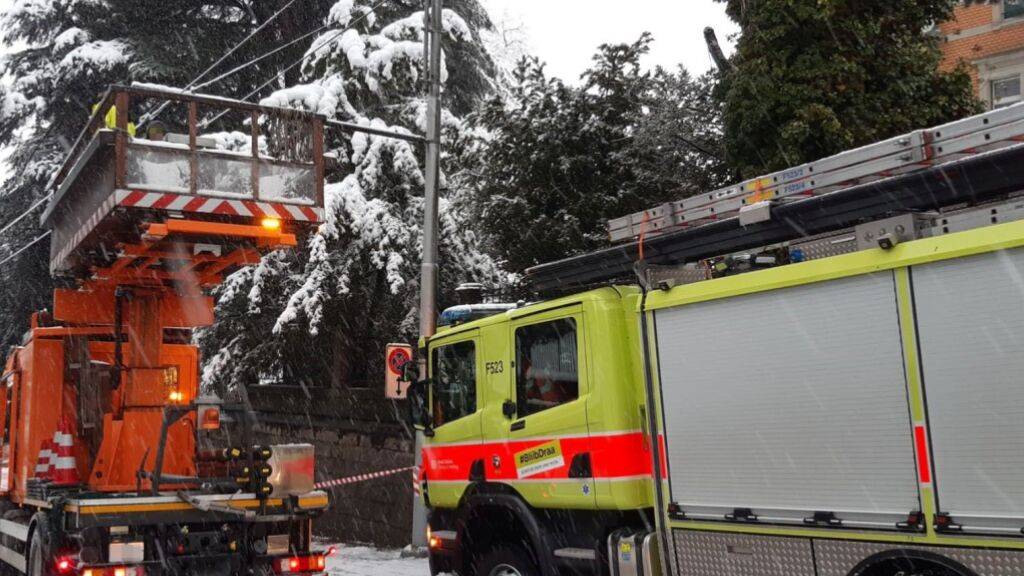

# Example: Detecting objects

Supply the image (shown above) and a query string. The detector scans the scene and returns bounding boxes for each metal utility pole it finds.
[411,0,443,550]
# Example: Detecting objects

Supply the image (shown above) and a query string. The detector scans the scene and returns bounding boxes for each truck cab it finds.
[417,288,657,575]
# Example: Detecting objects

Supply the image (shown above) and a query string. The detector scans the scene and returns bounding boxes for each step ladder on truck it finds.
[0,85,331,576]
[399,101,1024,576]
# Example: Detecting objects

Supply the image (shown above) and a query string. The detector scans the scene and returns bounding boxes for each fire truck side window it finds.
[431,341,477,427]
[515,318,579,418]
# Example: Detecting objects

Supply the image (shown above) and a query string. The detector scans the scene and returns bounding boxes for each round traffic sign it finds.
[388,347,412,375]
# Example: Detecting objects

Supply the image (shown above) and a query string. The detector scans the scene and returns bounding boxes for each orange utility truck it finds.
[0,85,329,576]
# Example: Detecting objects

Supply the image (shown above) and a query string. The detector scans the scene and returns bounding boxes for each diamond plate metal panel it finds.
[815,538,1024,576]
[672,530,815,576]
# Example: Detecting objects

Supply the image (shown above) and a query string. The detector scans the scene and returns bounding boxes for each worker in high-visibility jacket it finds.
[92,101,136,137]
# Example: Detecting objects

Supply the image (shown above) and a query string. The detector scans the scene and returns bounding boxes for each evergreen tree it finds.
[716,0,982,178]
[197,0,502,394]
[461,35,727,273]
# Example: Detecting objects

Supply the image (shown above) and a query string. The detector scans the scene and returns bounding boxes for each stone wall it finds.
[247,385,415,548]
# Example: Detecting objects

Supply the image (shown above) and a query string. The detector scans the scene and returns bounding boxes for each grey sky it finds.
[481,0,738,82]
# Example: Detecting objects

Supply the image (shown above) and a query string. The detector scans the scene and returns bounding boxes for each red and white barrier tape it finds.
[315,466,418,490]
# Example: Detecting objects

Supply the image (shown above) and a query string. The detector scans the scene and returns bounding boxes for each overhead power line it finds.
[191,23,330,92]
[141,0,303,125]
[0,230,50,267]
[0,193,52,239]
[197,0,390,94]
[201,0,390,129]
[191,0,302,91]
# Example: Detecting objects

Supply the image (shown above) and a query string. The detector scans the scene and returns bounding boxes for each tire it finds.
[472,545,539,576]
[27,514,54,576]
[852,552,973,576]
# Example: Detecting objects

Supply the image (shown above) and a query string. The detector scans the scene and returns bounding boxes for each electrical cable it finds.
[141,0,304,125]
[0,193,51,239]
[0,230,50,267]
[191,22,331,92]
[200,0,390,128]
[190,0,302,91]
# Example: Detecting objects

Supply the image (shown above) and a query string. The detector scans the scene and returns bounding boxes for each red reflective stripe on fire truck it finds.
[422,432,661,482]
[914,424,932,484]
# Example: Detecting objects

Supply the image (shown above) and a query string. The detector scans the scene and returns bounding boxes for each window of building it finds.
[431,340,477,427]
[1006,0,1024,20]
[992,75,1023,108]
[515,318,579,418]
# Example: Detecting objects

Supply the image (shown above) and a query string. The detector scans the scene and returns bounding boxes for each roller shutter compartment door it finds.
[912,249,1024,535]
[655,272,920,528]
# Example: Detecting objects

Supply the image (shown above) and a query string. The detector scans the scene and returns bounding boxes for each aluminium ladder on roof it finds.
[608,102,1024,242]
[527,142,1024,291]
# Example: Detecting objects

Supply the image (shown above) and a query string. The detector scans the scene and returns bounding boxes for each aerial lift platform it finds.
[0,85,329,576]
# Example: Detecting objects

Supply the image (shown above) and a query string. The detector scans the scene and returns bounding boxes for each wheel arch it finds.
[456,483,558,576]
[847,549,978,576]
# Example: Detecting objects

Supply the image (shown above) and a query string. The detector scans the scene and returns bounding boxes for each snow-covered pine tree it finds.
[0,0,326,347]
[459,35,728,273]
[198,0,502,394]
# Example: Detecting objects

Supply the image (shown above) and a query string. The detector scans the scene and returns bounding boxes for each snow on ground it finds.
[324,545,429,576]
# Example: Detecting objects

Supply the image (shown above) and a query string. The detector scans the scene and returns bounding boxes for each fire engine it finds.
[404,102,1024,576]
[0,85,329,576]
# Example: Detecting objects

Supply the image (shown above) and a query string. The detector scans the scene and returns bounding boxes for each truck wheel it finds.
[27,514,53,576]
[473,545,539,576]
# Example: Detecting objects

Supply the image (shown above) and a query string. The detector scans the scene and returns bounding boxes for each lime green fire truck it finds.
[403,102,1024,576]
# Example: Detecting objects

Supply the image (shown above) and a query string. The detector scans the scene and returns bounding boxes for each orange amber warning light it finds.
[261,217,282,231]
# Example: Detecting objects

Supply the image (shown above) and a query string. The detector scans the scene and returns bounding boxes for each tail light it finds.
[272,553,327,575]
[55,557,75,574]
[82,567,146,576]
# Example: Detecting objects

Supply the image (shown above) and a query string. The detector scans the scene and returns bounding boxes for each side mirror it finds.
[407,378,435,438]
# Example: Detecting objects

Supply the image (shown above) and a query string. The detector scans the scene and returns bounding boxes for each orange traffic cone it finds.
[50,417,80,487]
[33,440,54,482]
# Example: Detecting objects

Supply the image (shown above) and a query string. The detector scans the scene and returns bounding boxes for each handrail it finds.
[51,85,329,192]
[53,89,116,188]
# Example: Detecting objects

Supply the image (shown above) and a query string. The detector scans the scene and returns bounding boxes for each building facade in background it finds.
[941,0,1024,108]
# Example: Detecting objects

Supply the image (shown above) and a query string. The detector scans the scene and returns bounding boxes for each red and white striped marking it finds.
[34,440,55,480]
[116,190,323,222]
[51,417,80,486]
[315,466,416,490]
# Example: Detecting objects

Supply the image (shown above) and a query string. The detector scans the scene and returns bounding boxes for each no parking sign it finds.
[385,343,414,399]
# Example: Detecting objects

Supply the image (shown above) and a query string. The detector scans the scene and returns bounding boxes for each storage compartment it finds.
[912,249,1024,534]
[655,272,920,528]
